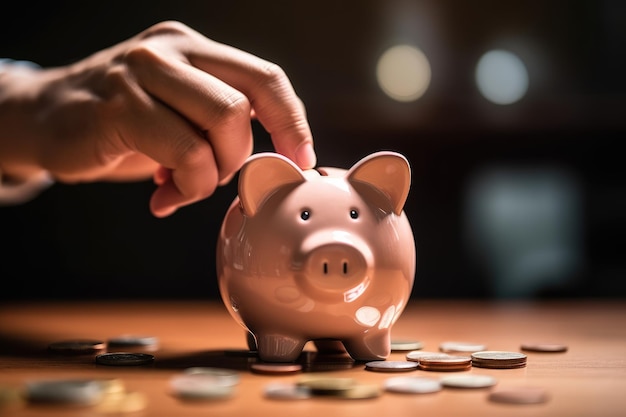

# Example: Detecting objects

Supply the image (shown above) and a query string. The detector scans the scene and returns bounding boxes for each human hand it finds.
[0,20,316,217]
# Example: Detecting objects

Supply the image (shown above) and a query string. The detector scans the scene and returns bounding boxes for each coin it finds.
[338,384,382,399]
[250,363,302,375]
[263,383,312,400]
[47,339,106,355]
[170,374,236,400]
[364,360,419,372]
[488,387,550,404]
[391,340,425,351]
[417,354,472,372]
[406,351,442,362]
[520,342,568,353]
[439,341,487,353]
[95,352,155,366]
[95,391,147,413]
[25,379,104,405]
[296,376,357,395]
[384,376,442,394]
[183,367,241,386]
[440,374,498,389]
[471,351,527,369]
[107,335,159,350]
[0,386,24,409]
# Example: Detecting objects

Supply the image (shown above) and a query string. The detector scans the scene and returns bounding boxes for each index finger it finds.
[187,38,317,169]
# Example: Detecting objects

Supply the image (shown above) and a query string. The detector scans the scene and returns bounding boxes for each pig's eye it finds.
[300,210,311,220]
[350,209,359,219]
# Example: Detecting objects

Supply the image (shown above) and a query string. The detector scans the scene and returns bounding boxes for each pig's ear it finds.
[238,152,306,216]
[347,151,411,215]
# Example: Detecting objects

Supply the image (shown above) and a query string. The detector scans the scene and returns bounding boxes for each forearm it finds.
[0,60,55,204]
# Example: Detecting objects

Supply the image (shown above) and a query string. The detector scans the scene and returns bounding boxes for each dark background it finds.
[1,0,624,301]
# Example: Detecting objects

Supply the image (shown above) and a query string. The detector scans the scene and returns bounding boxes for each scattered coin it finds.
[520,342,568,353]
[263,383,312,400]
[417,354,472,372]
[384,376,442,394]
[25,379,104,406]
[95,352,155,366]
[250,363,302,375]
[471,351,527,369]
[296,376,357,396]
[170,373,236,400]
[364,360,419,372]
[406,351,442,362]
[47,339,106,355]
[440,374,498,389]
[107,335,159,350]
[439,341,487,354]
[94,391,147,413]
[0,386,24,409]
[183,367,241,386]
[488,386,550,404]
[338,383,382,399]
[391,339,424,351]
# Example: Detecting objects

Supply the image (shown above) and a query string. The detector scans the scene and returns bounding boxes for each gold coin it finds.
[296,376,356,395]
[338,384,382,399]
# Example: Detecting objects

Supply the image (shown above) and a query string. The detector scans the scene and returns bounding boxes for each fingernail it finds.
[295,142,316,169]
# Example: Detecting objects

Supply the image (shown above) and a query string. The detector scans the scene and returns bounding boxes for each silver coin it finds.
[391,339,425,351]
[471,351,527,361]
[263,383,312,400]
[439,341,487,353]
[183,367,240,386]
[406,351,442,362]
[26,379,104,405]
[365,360,419,372]
[95,352,155,366]
[107,335,159,347]
[170,374,235,400]
[440,374,498,388]
[384,376,442,394]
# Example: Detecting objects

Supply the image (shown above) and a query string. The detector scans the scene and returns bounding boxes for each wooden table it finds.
[1,299,625,416]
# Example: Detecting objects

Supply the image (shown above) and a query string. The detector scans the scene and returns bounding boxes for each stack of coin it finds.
[471,351,527,369]
[415,354,472,372]
[170,367,241,400]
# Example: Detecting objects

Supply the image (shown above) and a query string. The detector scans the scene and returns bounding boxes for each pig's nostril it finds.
[343,261,348,275]
[323,262,328,275]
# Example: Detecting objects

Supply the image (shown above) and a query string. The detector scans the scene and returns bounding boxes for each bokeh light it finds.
[376,44,431,102]
[475,49,529,105]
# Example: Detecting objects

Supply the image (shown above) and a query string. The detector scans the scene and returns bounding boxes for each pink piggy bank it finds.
[217,151,416,362]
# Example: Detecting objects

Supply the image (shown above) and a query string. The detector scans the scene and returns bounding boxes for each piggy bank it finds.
[216,151,416,362]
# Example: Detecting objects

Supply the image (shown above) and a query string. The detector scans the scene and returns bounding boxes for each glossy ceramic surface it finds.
[217,151,416,362]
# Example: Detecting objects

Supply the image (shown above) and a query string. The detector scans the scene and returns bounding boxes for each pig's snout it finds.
[294,231,373,300]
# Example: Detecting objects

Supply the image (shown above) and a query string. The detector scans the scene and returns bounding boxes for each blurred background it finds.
[1,0,624,301]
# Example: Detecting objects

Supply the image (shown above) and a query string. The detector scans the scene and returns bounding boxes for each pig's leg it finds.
[342,331,391,361]
[255,332,307,362]
[313,339,348,354]
[246,331,257,350]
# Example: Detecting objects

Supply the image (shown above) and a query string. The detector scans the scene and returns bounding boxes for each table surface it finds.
[1,298,625,417]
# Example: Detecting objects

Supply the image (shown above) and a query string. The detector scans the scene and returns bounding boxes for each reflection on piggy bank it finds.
[217,151,416,362]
